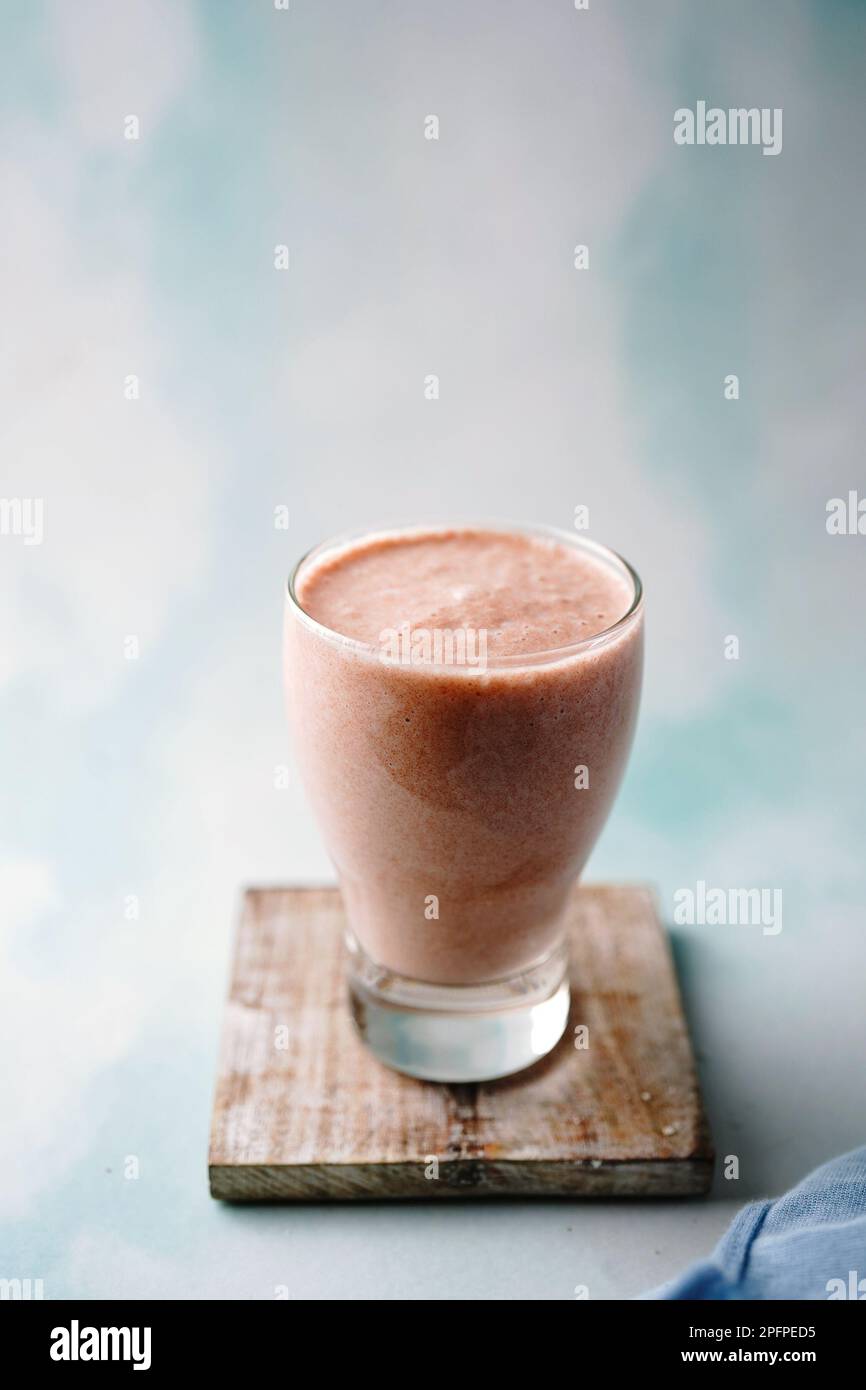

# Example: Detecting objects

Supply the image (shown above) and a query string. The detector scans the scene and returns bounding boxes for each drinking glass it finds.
[284,522,643,1081]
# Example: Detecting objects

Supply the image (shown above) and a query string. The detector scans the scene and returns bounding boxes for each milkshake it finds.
[285,523,643,1080]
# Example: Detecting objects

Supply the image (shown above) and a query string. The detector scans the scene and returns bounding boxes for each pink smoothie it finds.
[285,526,643,985]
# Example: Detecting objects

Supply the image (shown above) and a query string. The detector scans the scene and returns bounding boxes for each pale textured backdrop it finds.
[1,0,864,1298]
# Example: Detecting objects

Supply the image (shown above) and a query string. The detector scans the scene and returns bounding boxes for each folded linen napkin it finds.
[643,1146,866,1300]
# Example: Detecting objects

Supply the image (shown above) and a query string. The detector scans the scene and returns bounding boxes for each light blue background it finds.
[1,0,865,1298]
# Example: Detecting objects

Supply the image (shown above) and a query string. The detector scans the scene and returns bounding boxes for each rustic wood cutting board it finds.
[209,884,713,1200]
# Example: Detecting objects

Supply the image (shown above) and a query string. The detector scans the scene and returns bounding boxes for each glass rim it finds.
[286,519,643,669]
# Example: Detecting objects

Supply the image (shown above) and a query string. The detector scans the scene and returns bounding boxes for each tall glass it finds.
[284,522,643,1081]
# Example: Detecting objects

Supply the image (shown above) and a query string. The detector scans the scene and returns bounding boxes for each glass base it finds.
[346,934,570,1082]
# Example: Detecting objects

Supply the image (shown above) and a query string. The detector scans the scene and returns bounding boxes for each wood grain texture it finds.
[208,885,713,1200]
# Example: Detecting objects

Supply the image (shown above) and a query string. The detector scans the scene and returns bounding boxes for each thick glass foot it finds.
[346,934,570,1082]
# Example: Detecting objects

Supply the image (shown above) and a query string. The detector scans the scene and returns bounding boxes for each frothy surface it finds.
[296,528,633,658]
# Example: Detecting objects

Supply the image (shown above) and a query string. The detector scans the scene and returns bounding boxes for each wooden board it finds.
[209,885,713,1200]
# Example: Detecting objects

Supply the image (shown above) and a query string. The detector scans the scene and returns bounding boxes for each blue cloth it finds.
[644,1147,866,1300]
